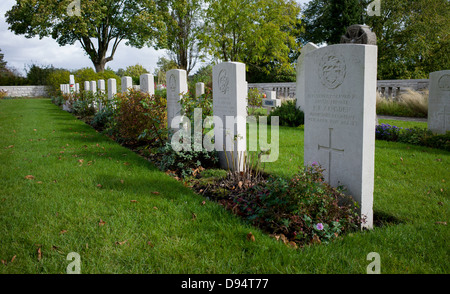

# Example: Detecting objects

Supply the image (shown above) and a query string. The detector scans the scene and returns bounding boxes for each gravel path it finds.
[378,115,427,123]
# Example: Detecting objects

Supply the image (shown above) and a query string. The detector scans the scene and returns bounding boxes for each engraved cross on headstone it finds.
[318,128,344,183]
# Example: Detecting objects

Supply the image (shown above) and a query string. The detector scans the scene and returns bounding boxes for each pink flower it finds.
[316,223,324,230]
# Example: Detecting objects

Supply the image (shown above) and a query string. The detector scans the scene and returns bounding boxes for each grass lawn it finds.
[0,99,448,274]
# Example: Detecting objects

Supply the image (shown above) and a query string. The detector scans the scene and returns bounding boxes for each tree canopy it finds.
[6,0,166,72]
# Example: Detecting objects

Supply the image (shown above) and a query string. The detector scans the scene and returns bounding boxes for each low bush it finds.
[113,88,167,147]
[192,163,361,247]
[268,100,304,127]
[248,88,264,107]
[0,90,8,99]
[376,90,428,118]
[376,123,450,151]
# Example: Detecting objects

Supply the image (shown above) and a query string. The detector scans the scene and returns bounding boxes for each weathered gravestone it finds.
[296,42,319,111]
[196,82,205,98]
[108,78,117,100]
[121,76,132,93]
[90,81,97,94]
[140,74,155,95]
[213,62,247,172]
[84,81,90,92]
[304,44,378,229]
[166,69,188,130]
[98,79,106,94]
[340,24,377,45]
[69,75,76,94]
[428,70,450,134]
[262,91,281,111]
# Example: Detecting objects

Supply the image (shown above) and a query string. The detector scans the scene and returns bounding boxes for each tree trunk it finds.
[94,60,107,73]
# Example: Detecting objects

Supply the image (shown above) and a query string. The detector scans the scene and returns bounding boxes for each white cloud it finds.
[0,0,166,76]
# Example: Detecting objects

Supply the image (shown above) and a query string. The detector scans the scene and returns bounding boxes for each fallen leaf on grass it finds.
[60,230,68,234]
[6,145,14,149]
[311,235,321,245]
[247,232,255,242]
[98,219,106,226]
[124,162,130,166]
[115,240,127,246]
[10,256,16,263]
[25,175,35,180]
[147,241,154,248]
[37,248,42,261]
[435,221,447,225]
[1,260,6,265]
[96,184,102,188]
[130,200,138,203]
[151,191,160,195]
[192,213,197,220]
[201,201,206,206]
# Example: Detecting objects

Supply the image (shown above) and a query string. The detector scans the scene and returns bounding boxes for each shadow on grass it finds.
[373,210,403,228]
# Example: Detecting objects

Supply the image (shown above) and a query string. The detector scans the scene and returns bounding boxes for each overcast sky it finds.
[0,0,310,76]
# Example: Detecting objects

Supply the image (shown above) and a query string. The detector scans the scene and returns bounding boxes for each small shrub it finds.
[0,90,8,99]
[248,88,264,107]
[157,141,219,178]
[114,88,167,147]
[398,89,428,117]
[268,100,304,127]
[46,70,71,96]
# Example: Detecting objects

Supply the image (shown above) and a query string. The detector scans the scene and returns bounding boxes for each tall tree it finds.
[6,0,166,72]
[0,49,7,74]
[159,0,204,75]
[199,0,301,82]
[366,0,450,79]
[300,0,365,45]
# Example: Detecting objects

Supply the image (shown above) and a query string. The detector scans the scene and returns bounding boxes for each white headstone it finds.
[75,83,80,93]
[428,70,450,134]
[262,91,281,109]
[90,81,97,94]
[304,44,377,229]
[166,69,188,130]
[108,78,117,100]
[98,79,106,94]
[84,81,90,92]
[296,42,319,111]
[140,74,155,95]
[60,84,64,93]
[196,82,205,98]
[213,62,247,172]
[69,75,76,94]
[122,76,132,93]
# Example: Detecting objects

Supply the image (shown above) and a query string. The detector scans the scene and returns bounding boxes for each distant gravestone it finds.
[84,81,90,92]
[140,74,155,95]
[428,70,450,134]
[108,78,117,100]
[262,91,281,111]
[166,69,188,130]
[196,82,205,98]
[296,42,319,111]
[98,79,106,94]
[304,44,378,229]
[69,75,76,94]
[90,81,97,94]
[213,62,247,172]
[75,83,80,93]
[121,76,132,93]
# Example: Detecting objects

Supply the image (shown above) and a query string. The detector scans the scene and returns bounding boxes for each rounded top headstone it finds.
[340,24,377,45]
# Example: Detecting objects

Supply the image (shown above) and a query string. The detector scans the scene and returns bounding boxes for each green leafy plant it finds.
[114,88,167,147]
[247,88,264,107]
[268,100,304,127]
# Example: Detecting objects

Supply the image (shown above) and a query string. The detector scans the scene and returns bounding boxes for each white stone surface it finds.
[196,82,205,98]
[84,81,90,92]
[304,44,378,229]
[108,78,117,100]
[121,76,132,93]
[75,83,80,93]
[140,74,155,95]
[296,43,319,111]
[69,75,75,94]
[213,62,247,171]
[98,79,106,94]
[166,69,188,130]
[428,70,450,134]
[90,81,97,94]
[0,86,48,97]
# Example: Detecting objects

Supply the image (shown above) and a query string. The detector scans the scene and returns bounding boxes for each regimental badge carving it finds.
[218,69,229,95]
[319,54,347,89]
[438,74,450,91]
[169,74,176,93]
